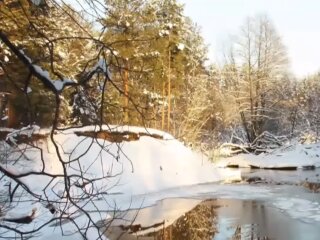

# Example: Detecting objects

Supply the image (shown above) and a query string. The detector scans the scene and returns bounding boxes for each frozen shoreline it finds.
[215,142,320,169]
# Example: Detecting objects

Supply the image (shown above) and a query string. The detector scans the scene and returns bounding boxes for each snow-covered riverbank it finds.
[4,125,320,239]
[0,125,239,239]
[215,142,320,169]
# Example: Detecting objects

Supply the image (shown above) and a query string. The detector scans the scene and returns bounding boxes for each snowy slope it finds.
[0,125,240,239]
[39,125,239,194]
[216,142,320,169]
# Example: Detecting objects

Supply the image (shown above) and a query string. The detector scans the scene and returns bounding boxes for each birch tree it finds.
[230,15,288,142]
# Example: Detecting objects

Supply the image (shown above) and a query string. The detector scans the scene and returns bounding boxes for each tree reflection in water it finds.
[144,199,218,240]
[106,199,274,240]
[231,224,270,240]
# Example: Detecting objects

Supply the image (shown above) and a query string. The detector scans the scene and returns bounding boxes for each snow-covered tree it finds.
[224,15,289,142]
[0,0,97,127]
[99,0,208,134]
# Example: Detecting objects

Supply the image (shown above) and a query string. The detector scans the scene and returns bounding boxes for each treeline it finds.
[0,0,206,131]
[0,0,320,147]
[207,16,320,147]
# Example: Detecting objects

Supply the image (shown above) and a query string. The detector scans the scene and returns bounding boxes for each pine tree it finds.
[0,1,96,127]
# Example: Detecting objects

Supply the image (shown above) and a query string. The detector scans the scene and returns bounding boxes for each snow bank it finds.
[216,142,320,169]
[41,125,239,195]
[0,125,240,239]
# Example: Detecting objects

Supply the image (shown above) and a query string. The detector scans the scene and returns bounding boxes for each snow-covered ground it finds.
[0,125,240,239]
[215,142,320,169]
[4,125,320,239]
[31,125,239,195]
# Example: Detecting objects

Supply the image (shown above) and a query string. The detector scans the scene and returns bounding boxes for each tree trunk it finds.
[123,61,129,124]
[161,81,166,130]
[167,48,171,132]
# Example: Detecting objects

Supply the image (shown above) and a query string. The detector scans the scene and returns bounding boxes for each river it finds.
[105,168,320,240]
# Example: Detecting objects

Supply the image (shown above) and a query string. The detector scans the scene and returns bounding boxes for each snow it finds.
[31,0,41,5]
[18,51,78,92]
[134,51,160,58]
[166,22,173,29]
[177,43,185,51]
[6,124,40,145]
[0,127,15,132]
[215,142,320,169]
[273,197,320,223]
[63,124,174,141]
[20,86,32,94]
[91,59,112,79]
[53,125,238,194]
[52,80,64,91]
[19,50,32,63]
[33,65,50,78]
[0,125,239,239]
[159,29,170,37]
[32,64,77,91]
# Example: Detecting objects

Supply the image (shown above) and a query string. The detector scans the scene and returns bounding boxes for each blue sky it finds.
[179,0,320,77]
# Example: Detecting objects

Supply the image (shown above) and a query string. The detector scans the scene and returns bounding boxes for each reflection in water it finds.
[105,199,271,240]
[144,199,217,240]
[215,199,274,240]
[217,200,271,240]
[231,224,270,240]
[106,197,320,240]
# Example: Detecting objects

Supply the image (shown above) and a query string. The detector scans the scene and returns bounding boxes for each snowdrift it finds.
[14,125,238,194]
[0,125,239,239]
[216,142,320,169]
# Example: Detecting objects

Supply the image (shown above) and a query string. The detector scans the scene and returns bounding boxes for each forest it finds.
[2,0,319,151]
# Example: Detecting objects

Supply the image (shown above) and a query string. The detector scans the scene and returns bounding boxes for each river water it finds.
[214,198,320,240]
[106,168,320,240]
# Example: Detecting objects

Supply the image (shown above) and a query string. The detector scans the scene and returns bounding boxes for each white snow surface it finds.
[32,64,76,91]
[177,43,185,51]
[273,197,320,223]
[91,59,111,79]
[6,124,40,145]
[19,50,79,92]
[31,0,41,5]
[40,125,238,194]
[216,143,320,169]
[0,125,239,239]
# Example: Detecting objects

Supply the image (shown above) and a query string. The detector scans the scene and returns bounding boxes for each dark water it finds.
[106,197,320,240]
[214,199,320,240]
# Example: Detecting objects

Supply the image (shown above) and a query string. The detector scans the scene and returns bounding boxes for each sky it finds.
[179,0,320,77]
